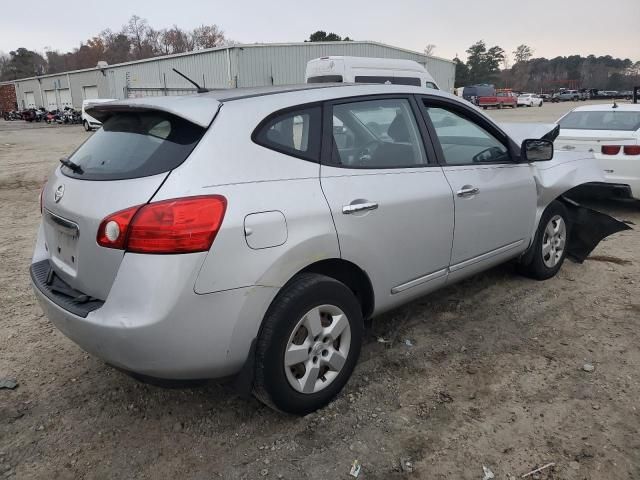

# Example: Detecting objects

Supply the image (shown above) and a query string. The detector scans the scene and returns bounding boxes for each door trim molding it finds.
[391,268,448,294]
[449,239,525,273]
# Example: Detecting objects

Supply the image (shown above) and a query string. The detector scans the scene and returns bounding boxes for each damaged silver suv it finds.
[31,84,628,414]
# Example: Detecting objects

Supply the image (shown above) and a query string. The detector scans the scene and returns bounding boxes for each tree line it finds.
[0,16,229,81]
[454,40,640,91]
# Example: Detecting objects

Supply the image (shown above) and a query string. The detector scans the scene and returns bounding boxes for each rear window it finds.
[559,111,640,131]
[307,75,343,83]
[62,111,205,180]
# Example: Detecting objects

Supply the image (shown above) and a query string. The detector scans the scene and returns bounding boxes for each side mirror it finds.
[521,139,553,162]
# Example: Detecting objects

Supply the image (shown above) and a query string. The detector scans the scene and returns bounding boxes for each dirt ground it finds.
[1,101,639,480]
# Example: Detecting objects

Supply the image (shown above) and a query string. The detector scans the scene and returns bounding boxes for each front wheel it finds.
[83,120,91,132]
[253,273,363,414]
[519,201,570,280]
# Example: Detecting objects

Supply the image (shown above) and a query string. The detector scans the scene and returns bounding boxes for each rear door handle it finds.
[456,186,480,198]
[342,202,379,214]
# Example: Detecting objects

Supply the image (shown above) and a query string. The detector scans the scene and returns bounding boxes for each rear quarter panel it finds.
[153,99,340,294]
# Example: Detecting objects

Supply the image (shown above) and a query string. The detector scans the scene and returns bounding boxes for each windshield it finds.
[559,110,640,131]
[62,111,205,180]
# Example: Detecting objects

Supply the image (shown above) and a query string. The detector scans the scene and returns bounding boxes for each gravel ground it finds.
[1,101,639,479]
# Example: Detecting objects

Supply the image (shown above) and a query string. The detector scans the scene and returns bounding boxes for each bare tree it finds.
[127,15,149,59]
[502,54,511,70]
[192,25,225,49]
[160,26,194,54]
[424,44,436,56]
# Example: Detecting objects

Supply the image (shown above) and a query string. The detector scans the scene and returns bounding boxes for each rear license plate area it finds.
[44,211,80,273]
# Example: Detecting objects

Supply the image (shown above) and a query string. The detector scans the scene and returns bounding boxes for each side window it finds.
[424,106,510,165]
[254,106,321,161]
[354,76,421,87]
[425,81,438,90]
[331,98,427,168]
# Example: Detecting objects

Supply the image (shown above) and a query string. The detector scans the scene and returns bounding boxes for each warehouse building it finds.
[0,41,455,111]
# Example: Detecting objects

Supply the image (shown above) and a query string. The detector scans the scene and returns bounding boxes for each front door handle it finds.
[456,186,480,198]
[342,202,379,214]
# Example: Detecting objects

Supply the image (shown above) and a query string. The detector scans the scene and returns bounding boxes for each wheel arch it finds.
[297,258,375,320]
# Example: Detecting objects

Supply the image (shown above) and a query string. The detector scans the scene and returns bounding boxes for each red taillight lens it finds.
[97,205,141,249]
[623,145,640,155]
[97,196,227,254]
[601,145,621,155]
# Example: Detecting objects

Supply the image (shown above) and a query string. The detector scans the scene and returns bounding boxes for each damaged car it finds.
[30,84,630,414]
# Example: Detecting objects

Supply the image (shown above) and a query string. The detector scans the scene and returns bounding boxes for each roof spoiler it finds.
[86,96,221,128]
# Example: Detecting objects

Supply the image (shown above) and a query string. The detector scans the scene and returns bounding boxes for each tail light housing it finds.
[623,145,640,155]
[601,145,621,155]
[97,195,227,254]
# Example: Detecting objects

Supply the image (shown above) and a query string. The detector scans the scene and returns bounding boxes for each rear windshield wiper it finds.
[60,158,84,174]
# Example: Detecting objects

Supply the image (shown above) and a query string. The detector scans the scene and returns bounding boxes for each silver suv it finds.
[31,84,625,413]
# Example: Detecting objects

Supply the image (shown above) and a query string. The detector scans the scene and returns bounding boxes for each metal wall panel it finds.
[5,42,456,107]
[233,43,455,91]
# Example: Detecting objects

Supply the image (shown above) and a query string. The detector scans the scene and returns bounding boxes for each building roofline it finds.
[0,40,453,85]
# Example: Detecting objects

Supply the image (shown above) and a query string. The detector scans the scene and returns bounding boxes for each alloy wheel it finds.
[542,215,566,268]
[284,305,351,394]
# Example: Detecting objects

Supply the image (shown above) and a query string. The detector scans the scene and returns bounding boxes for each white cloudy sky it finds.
[1,0,639,61]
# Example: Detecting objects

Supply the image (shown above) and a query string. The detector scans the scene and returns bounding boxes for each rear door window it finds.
[253,106,321,162]
[62,111,205,181]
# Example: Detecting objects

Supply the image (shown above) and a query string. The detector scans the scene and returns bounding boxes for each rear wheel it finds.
[253,273,363,414]
[519,201,570,280]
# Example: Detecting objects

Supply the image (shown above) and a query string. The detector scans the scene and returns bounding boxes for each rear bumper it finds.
[31,253,278,379]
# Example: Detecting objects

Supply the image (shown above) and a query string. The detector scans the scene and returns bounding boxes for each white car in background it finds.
[518,93,543,107]
[555,104,640,199]
[81,98,117,131]
[305,56,439,90]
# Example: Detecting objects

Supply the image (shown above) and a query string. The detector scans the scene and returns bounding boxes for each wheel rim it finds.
[284,304,351,394]
[542,215,566,268]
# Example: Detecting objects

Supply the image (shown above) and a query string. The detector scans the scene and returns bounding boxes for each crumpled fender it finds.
[530,152,605,236]
[559,197,632,262]
[520,153,632,264]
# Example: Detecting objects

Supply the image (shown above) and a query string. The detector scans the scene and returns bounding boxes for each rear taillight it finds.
[623,145,640,155]
[97,195,227,254]
[601,145,621,155]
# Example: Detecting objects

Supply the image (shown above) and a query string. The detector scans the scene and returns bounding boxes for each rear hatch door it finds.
[42,101,216,300]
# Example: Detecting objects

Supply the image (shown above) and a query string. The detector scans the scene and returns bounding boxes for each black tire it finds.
[83,120,91,132]
[519,201,570,280]
[253,273,363,414]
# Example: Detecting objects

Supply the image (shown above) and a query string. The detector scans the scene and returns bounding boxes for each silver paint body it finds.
[32,84,606,379]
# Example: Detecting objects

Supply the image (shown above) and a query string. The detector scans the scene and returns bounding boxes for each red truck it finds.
[478,90,518,109]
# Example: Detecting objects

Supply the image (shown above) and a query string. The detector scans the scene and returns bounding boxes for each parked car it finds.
[32,84,627,414]
[555,103,640,199]
[81,98,117,131]
[552,90,582,102]
[479,90,518,109]
[305,56,439,89]
[462,84,495,104]
[517,93,544,107]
